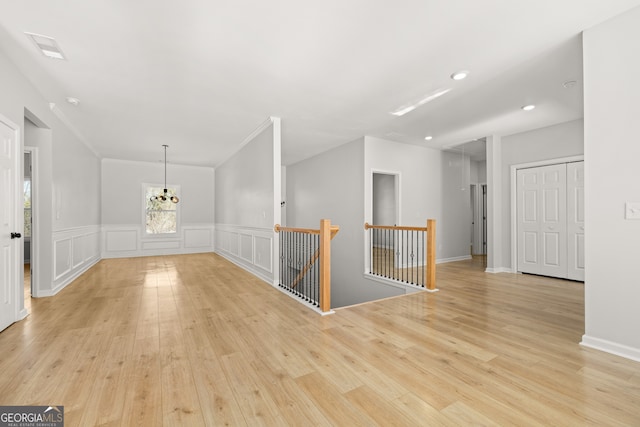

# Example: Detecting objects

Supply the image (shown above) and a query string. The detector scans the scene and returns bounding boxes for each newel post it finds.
[426,219,436,290]
[319,219,331,312]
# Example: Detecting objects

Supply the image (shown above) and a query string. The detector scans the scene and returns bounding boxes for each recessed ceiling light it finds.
[390,88,452,117]
[451,70,469,81]
[66,97,80,106]
[521,104,536,111]
[25,32,66,60]
[424,136,433,141]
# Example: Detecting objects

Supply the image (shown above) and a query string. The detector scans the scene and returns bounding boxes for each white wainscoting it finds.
[50,225,101,295]
[102,224,215,259]
[215,224,274,284]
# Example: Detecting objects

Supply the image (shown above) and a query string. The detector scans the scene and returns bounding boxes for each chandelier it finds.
[150,144,179,203]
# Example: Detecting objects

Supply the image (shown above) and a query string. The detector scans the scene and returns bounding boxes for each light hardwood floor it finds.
[1,254,638,426]
[24,263,31,311]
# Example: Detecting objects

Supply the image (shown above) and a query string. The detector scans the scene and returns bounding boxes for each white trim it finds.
[214,224,274,283]
[436,255,472,264]
[216,250,273,284]
[49,104,101,158]
[39,257,101,297]
[366,169,402,275]
[509,155,584,272]
[102,223,214,258]
[53,237,72,280]
[214,117,276,168]
[24,146,39,303]
[580,335,640,363]
[51,225,101,291]
[485,267,513,274]
[142,182,181,237]
[272,117,282,290]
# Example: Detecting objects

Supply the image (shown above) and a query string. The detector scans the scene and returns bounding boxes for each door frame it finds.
[509,155,584,273]
[470,182,487,255]
[366,169,401,274]
[24,146,39,302]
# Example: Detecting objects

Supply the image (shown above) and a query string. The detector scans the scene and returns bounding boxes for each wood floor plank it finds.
[0,253,639,426]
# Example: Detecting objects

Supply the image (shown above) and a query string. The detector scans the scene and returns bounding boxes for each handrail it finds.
[365,223,428,232]
[274,224,340,235]
[365,219,436,290]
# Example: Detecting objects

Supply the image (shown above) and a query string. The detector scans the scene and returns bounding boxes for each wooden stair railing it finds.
[364,219,436,290]
[274,219,340,312]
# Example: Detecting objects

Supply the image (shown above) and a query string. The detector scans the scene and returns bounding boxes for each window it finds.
[144,184,179,234]
[24,178,31,238]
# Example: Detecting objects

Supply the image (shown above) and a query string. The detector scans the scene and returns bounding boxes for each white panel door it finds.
[0,117,19,332]
[567,161,585,281]
[517,164,568,278]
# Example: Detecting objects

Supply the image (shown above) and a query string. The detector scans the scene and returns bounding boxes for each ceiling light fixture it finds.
[25,32,66,60]
[451,70,469,81]
[521,104,536,111]
[66,97,80,106]
[150,145,179,204]
[424,136,433,141]
[390,88,452,117]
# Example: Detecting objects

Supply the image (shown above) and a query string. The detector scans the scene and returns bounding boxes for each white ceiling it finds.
[1,1,639,166]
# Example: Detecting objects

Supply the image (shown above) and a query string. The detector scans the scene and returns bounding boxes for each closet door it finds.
[517,164,568,278]
[567,161,585,281]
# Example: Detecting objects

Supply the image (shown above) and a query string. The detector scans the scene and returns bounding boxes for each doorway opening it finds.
[371,172,400,267]
[372,172,399,226]
[470,183,487,256]
[23,151,33,311]
[23,108,50,307]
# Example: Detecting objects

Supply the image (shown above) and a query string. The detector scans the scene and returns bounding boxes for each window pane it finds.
[146,186,177,212]
[145,185,178,234]
[24,209,32,238]
[146,211,176,234]
[24,179,31,237]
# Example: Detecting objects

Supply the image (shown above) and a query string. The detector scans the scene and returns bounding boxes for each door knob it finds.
[11,232,21,239]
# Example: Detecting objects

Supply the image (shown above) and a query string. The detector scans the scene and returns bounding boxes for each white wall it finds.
[214,118,281,283]
[441,150,473,261]
[101,158,215,258]
[582,7,640,361]
[365,137,470,262]
[0,49,101,301]
[287,135,475,307]
[499,119,584,268]
[365,137,446,292]
[372,174,395,223]
[289,138,405,307]
[471,160,486,184]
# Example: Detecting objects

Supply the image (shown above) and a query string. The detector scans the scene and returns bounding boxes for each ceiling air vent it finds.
[25,32,66,60]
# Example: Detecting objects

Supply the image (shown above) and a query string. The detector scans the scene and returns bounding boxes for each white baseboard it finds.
[436,255,472,264]
[485,267,513,274]
[38,257,101,297]
[580,335,640,363]
[215,250,273,285]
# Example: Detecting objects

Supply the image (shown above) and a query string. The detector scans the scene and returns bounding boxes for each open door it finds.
[0,114,21,332]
